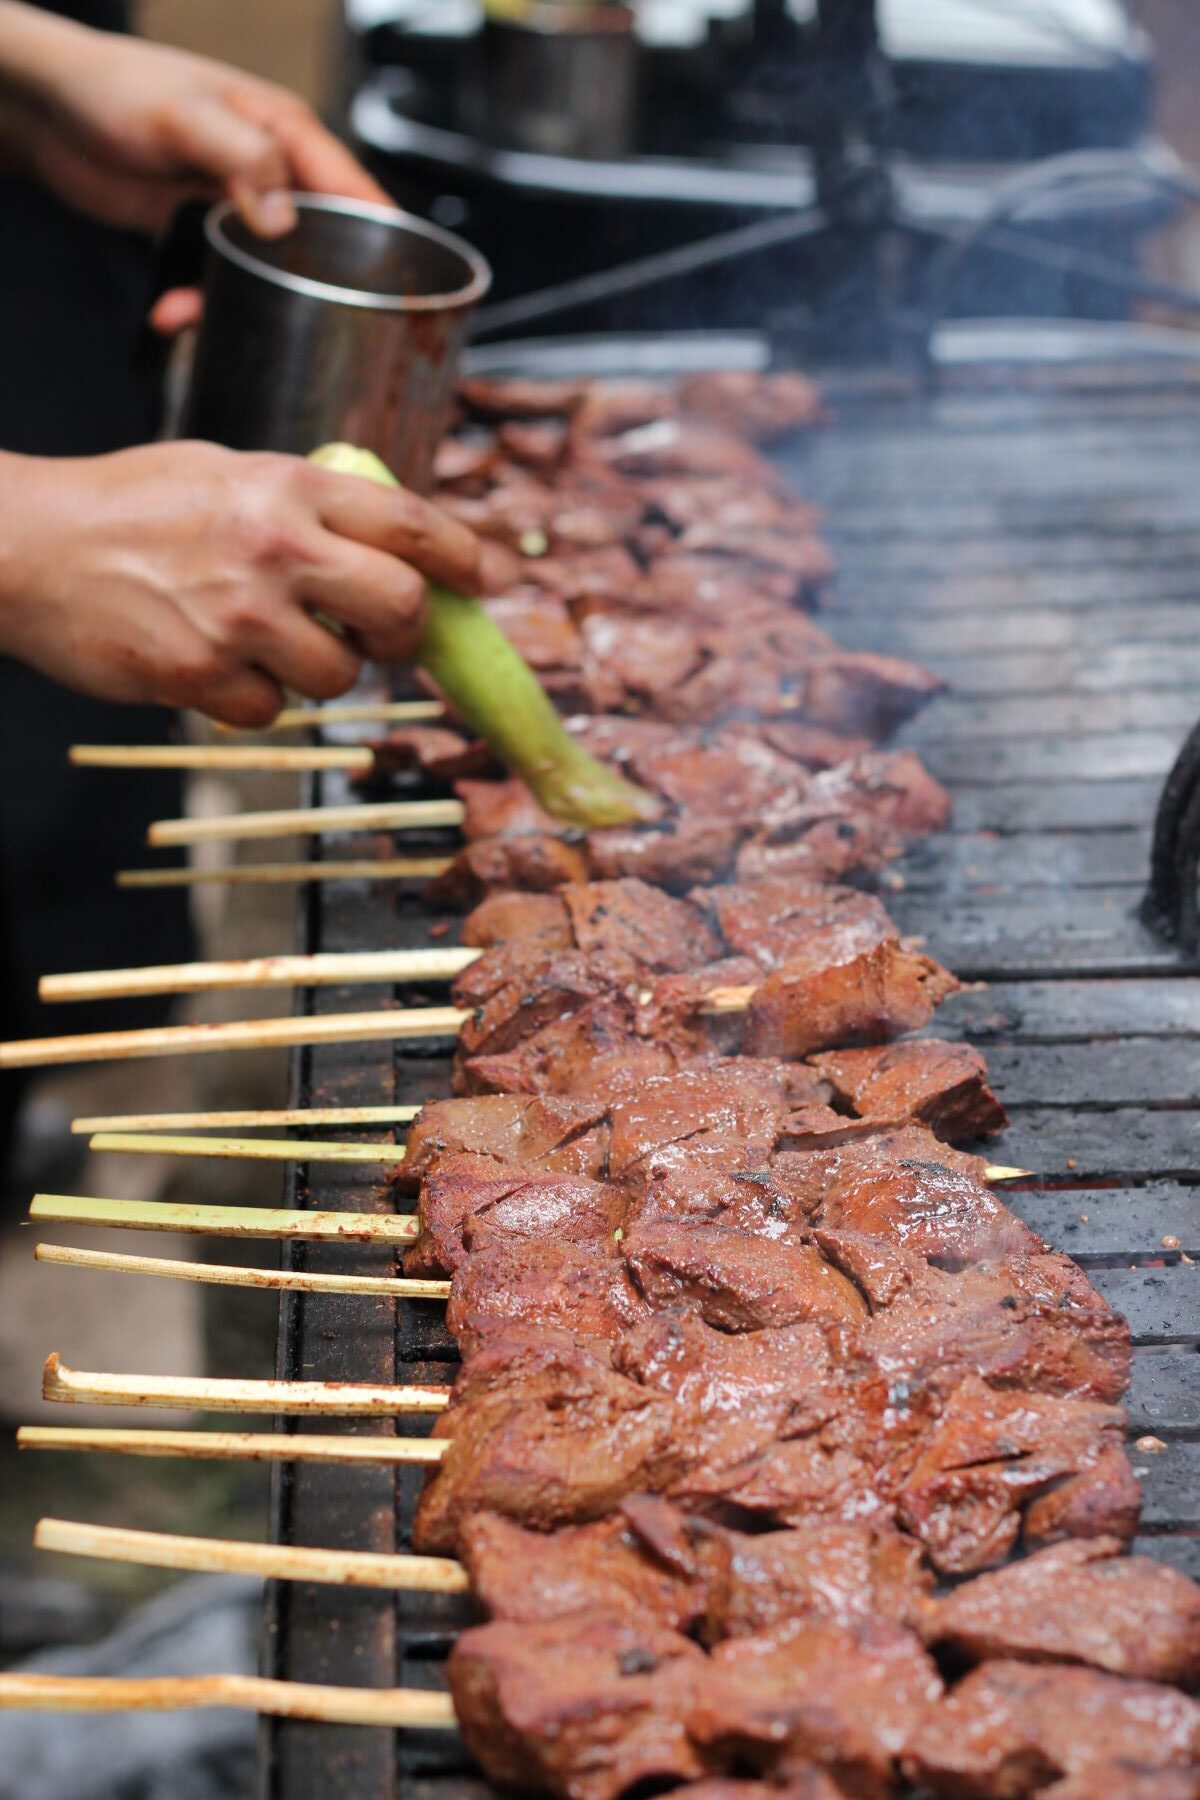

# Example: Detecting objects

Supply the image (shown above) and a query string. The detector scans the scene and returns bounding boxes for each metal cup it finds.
[181,195,491,493]
[463,5,639,161]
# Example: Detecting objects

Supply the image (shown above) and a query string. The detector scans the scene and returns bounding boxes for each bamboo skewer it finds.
[30,1194,420,1240]
[19,1425,447,1465]
[89,1132,406,1165]
[71,744,375,773]
[117,859,452,889]
[149,799,464,847]
[41,946,479,1004]
[35,1244,446,1300]
[71,1104,422,1134]
[42,1353,451,1414]
[0,1671,456,1727]
[0,1006,468,1068]
[217,698,445,732]
[1,978,763,1068]
[34,1517,468,1593]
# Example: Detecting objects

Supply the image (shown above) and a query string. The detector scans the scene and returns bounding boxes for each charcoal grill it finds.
[257,330,1200,1800]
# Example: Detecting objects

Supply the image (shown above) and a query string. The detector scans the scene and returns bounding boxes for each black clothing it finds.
[0,0,194,1168]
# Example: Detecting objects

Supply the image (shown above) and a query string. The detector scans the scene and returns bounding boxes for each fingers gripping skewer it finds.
[34,1517,468,1593]
[41,947,479,1004]
[19,1426,448,1465]
[0,1671,456,1727]
[41,1354,451,1414]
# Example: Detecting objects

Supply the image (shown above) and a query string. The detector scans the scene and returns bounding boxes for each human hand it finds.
[0,3,389,331]
[0,441,481,727]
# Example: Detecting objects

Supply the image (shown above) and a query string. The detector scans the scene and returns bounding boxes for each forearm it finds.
[0,2,91,173]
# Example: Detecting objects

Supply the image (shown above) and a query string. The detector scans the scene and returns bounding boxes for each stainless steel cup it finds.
[182,196,491,493]
[463,5,639,161]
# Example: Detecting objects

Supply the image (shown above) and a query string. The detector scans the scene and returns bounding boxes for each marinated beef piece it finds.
[774,1125,992,1196]
[831,1235,1132,1404]
[460,1508,708,1634]
[457,776,561,842]
[746,939,959,1060]
[461,997,687,1099]
[792,653,942,739]
[756,720,874,771]
[457,375,590,420]
[483,590,586,672]
[579,611,705,705]
[496,418,570,472]
[680,369,828,441]
[734,813,902,887]
[622,1220,869,1331]
[606,1062,808,1181]
[895,1374,1138,1572]
[414,1335,687,1552]
[585,817,743,889]
[448,1612,711,1800]
[806,748,951,838]
[586,416,779,485]
[428,832,592,908]
[400,1094,610,1189]
[811,1040,1009,1141]
[446,1237,650,1355]
[908,1660,1200,1798]
[517,544,644,608]
[455,949,639,1063]
[570,379,679,441]
[616,1311,836,1480]
[640,554,812,622]
[675,524,837,584]
[704,880,895,972]
[633,472,816,535]
[561,878,722,970]
[460,889,573,953]
[926,1536,1200,1686]
[805,1144,1040,1268]
[362,724,491,783]
[404,1157,619,1277]
[698,1519,933,1642]
[690,1619,943,1800]
[433,434,497,488]
[626,734,807,825]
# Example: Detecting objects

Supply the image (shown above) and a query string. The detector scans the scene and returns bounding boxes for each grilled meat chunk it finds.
[690,1618,943,1800]
[459,1506,709,1635]
[415,1332,688,1554]
[621,1220,869,1331]
[924,1536,1200,1685]
[810,1039,1009,1141]
[446,1237,650,1355]
[907,1660,1200,1797]
[400,1094,609,1190]
[404,1158,620,1278]
[894,1375,1139,1573]
[449,1612,711,1800]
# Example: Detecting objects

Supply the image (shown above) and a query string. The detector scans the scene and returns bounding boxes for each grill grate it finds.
[258,353,1200,1800]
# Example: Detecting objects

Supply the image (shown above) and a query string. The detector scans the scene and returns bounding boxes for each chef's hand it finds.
[0,1,389,332]
[0,442,481,727]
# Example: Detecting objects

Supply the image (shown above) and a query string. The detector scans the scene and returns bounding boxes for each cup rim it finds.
[204,194,492,313]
